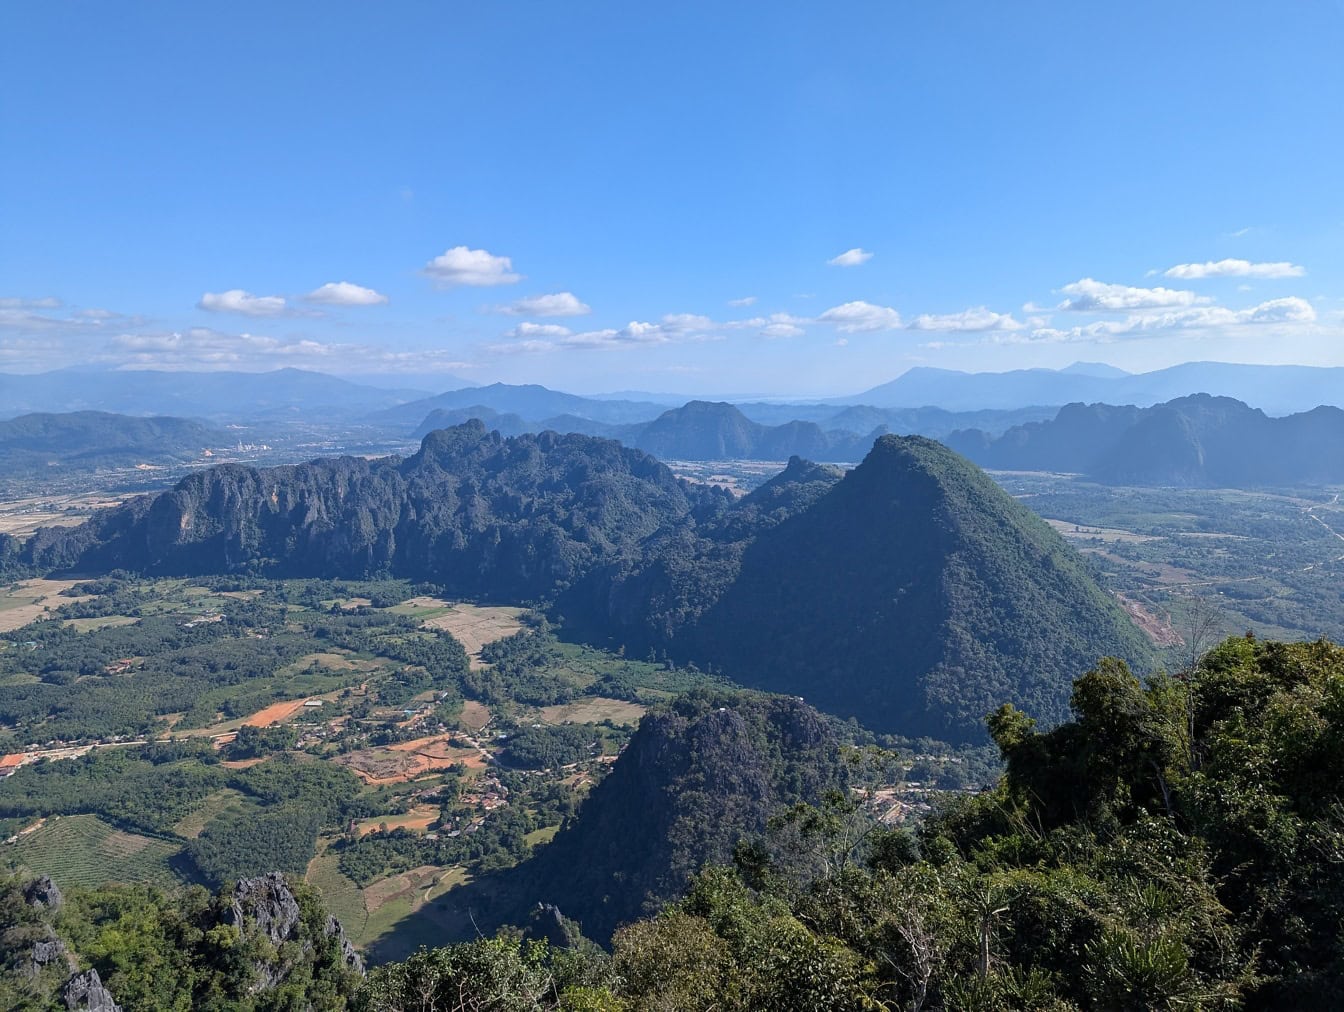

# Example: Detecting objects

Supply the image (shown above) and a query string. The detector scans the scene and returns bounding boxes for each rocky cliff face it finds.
[226,872,364,990]
[0,872,363,1010]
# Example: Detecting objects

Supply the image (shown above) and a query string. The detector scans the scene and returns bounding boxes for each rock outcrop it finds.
[62,968,122,1012]
[24,875,63,911]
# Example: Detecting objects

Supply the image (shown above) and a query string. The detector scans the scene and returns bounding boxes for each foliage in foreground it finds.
[5,636,1344,1009]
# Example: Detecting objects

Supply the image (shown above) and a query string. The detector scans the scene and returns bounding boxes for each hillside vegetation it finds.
[6,635,1343,1009]
[0,411,225,475]
[2,424,1148,741]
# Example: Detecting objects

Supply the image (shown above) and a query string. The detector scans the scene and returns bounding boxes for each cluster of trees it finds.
[500,724,596,770]
[0,746,360,885]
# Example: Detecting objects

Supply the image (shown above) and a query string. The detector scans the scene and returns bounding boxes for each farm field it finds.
[0,572,744,963]
[0,578,90,633]
[540,697,646,727]
[417,602,526,666]
[995,474,1344,648]
[6,814,187,889]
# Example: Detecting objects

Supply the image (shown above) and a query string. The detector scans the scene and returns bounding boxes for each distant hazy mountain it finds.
[735,402,1056,436]
[850,362,1344,414]
[375,382,669,427]
[0,367,435,421]
[948,393,1344,486]
[0,411,227,474]
[11,423,1148,740]
[413,397,1049,463]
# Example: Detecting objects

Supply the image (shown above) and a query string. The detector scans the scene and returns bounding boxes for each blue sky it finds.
[2,1,1341,396]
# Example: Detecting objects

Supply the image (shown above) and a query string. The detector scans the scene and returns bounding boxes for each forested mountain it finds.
[0,411,227,474]
[578,434,1153,738]
[948,393,1344,485]
[850,360,1344,413]
[0,367,434,421]
[4,423,1147,740]
[9,421,715,604]
[444,690,848,943]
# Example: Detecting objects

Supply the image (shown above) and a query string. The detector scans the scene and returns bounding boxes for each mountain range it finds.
[947,393,1344,486]
[0,367,439,421]
[413,400,887,462]
[5,421,1151,740]
[851,361,1344,414]
[0,411,228,474]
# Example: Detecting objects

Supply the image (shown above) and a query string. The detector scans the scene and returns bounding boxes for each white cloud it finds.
[907,307,1024,332]
[818,300,902,332]
[424,246,521,287]
[997,296,1318,345]
[0,296,61,309]
[827,248,873,267]
[1164,258,1306,280]
[491,313,725,354]
[728,296,757,307]
[305,281,389,306]
[1057,278,1210,312]
[507,322,573,339]
[754,312,806,339]
[110,327,472,374]
[500,292,591,317]
[198,289,288,316]
[660,313,714,333]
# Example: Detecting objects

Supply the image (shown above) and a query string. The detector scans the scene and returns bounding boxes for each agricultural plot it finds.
[418,603,525,667]
[995,474,1344,648]
[0,578,90,633]
[539,697,646,727]
[6,814,187,889]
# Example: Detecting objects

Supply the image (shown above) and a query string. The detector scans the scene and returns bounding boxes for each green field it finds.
[307,851,369,938]
[6,814,188,889]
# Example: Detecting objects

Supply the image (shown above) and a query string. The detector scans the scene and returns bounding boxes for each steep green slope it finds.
[439,689,847,944]
[592,435,1153,740]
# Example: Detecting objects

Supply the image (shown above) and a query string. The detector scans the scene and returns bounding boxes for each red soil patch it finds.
[221,757,266,769]
[243,698,311,728]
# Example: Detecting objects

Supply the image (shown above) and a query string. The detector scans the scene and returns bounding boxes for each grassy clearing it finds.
[5,814,187,889]
[0,578,88,633]
[458,701,491,732]
[539,697,646,727]
[64,615,140,632]
[417,603,525,665]
[172,788,256,839]
[307,851,368,938]
[356,805,439,837]
[524,825,558,848]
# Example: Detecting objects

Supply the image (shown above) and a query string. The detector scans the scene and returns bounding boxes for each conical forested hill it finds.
[588,435,1153,739]
[437,689,847,944]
